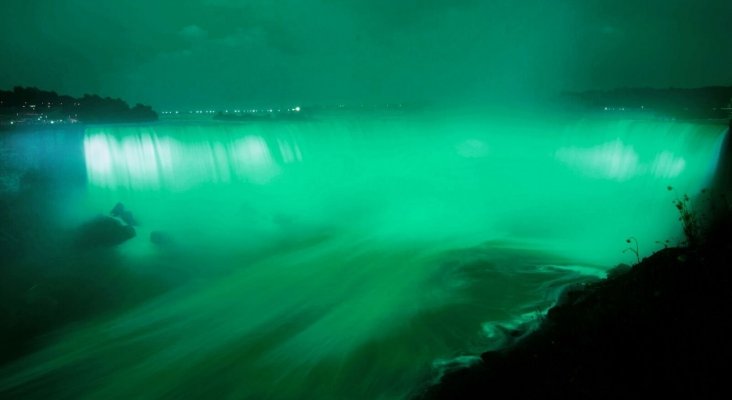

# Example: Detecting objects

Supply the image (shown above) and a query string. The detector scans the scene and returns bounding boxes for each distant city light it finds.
[158,105,307,117]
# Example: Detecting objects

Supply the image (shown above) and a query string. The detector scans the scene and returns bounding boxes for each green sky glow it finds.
[2,0,730,108]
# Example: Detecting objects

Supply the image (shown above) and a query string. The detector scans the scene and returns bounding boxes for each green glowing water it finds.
[0,113,725,399]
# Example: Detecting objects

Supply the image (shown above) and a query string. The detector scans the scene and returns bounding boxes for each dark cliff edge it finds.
[418,122,732,399]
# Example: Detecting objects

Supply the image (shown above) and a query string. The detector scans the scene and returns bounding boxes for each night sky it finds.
[1,0,730,109]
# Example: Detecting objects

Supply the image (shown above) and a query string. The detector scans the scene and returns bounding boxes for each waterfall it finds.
[1,114,726,399]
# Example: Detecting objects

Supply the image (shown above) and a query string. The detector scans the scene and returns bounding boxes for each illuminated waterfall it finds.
[84,129,286,189]
[2,115,726,400]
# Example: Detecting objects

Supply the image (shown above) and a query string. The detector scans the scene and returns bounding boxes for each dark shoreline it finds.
[1,86,158,133]
[418,238,732,398]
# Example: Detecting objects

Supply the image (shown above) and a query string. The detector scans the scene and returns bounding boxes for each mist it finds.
[1,0,730,109]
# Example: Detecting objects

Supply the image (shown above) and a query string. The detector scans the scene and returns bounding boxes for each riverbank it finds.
[419,209,732,398]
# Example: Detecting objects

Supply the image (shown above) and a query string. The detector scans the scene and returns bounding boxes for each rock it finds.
[110,202,137,226]
[607,263,632,280]
[75,216,136,248]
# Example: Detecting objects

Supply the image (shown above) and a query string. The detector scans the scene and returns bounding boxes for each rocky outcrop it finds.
[419,239,732,399]
[74,216,135,248]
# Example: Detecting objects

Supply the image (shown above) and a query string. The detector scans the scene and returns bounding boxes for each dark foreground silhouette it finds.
[419,216,732,398]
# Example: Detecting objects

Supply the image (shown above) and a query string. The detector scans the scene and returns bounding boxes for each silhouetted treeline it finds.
[74,94,157,123]
[0,86,157,125]
[564,86,732,119]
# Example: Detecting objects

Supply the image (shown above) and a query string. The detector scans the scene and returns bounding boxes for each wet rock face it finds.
[75,216,136,248]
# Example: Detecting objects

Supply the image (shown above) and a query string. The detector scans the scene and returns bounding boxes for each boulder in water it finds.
[110,202,137,226]
[75,216,136,248]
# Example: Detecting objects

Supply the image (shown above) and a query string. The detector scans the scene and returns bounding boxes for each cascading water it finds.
[0,112,726,399]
